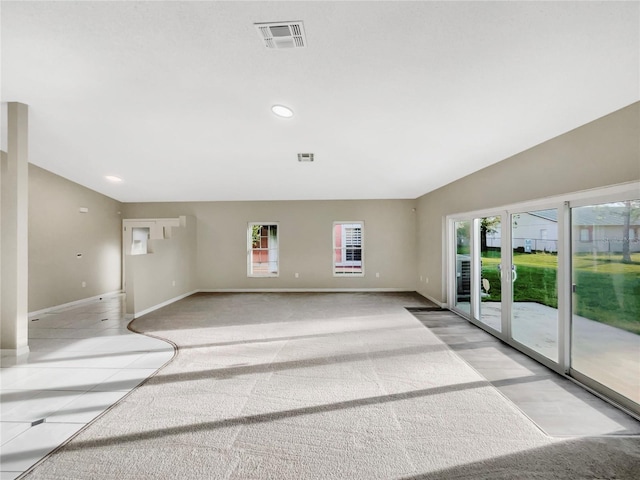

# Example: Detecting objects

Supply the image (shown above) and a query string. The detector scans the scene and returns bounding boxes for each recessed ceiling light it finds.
[272,105,294,118]
[105,175,122,183]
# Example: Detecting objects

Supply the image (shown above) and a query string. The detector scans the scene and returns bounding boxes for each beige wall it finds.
[125,216,197,316]
[29,165,123,312]
[26,102,639,312]
[416,102,640,304]
[122,200,418,291]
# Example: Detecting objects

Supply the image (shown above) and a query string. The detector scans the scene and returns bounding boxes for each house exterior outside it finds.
[483,204,640,255]
[573,204,640,254]
[484,210,559,253]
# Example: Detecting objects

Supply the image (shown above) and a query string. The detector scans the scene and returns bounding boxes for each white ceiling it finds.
[2,1,639,203]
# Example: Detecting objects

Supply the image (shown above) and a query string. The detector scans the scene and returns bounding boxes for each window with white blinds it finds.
[248,223,279,277]
[333,222,364,276]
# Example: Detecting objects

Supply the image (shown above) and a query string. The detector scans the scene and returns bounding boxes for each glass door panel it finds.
[477,216,502,331]
[511,209,559,361]
[571,201,640,405]
[454,220,471,315]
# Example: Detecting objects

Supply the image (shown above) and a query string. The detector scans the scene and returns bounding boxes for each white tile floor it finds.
[412,309,640,437]
[0,295,174,480]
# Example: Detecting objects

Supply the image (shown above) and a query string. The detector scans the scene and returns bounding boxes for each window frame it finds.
[247,222,279,278]
[332,221,364,277]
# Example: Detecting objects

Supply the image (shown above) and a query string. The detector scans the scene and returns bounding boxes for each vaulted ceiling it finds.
[2,1,638,202]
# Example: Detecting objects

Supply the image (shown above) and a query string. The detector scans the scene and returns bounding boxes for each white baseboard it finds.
[1,345,30,358]
[198,288,414,293]
[133,289,422,319]
[28,288,436,321]
[415,291,446,308]
[133,290,199,318]
[29,290,123,318]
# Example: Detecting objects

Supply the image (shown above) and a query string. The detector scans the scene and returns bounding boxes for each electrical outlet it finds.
[294,273,299,278]
[425,277,429,284]
[172,280,176,287]
[376,272,380,278]
[81,281,86,288]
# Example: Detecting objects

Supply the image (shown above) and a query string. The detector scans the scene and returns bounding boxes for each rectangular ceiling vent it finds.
[255,21,306,49]
[298,153,314,162]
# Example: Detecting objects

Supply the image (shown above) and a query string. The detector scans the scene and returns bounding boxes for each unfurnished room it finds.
[1,1,639,479]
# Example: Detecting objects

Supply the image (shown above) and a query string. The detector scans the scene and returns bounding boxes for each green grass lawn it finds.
[479,252,640,335]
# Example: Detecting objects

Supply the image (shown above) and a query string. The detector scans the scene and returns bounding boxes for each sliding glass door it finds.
[454,220,471,315]
[571,200,640,405]
[447,186,639,415]
[510,209,559,362]
[451,208,561,363]
[476,216,502,332]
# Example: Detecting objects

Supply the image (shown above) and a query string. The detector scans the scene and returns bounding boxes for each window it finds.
[580,228,591,242]
[333,222,363,276]
[248,223,279,277]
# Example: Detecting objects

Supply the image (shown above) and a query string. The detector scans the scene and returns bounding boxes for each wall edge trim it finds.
[0,346,30,357]
[415,291,446,308]
[28,290,123,318]
[133,290,199,318]
[198,288,414,293]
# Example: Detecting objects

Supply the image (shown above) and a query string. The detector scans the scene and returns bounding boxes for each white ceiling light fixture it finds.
[105,175,123,183]
[255,21,306,49]
[272,105,294,118]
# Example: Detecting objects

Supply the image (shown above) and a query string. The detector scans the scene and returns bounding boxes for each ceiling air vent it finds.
[255,21,306,49]
[298,153,314,162]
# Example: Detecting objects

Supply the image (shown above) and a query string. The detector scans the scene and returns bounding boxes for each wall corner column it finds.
[1,102,30,355]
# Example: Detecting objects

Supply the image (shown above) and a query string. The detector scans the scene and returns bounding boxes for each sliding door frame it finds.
[445,181,639,416]
[567,189,640,415]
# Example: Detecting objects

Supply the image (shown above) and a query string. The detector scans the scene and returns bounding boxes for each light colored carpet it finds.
[23,293,640,479]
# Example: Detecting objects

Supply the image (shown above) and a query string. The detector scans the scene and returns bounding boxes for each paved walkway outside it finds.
[478,302,640,404]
